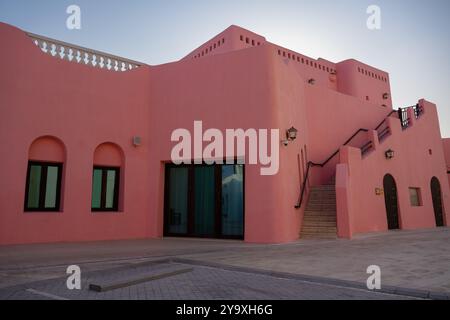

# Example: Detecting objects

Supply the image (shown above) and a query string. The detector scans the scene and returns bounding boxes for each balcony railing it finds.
[27,32,143,72]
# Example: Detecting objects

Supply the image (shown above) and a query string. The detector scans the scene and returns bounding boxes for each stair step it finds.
[306,204,337,211]
[311,186,335,191]
[308,196,336,201]
[308,191,336,196]
[307,200,336,211]
[302,221,337,227]
[301,233,337,240]
[303,215,337,223]
[302,225,337,232]
[300,183,338,240]
[309,191,335,195]
[304,210,336,216]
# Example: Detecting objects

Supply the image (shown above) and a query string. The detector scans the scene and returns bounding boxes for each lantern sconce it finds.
[282,127,298,146]
[385,149,394,159]
[287,127,298,141]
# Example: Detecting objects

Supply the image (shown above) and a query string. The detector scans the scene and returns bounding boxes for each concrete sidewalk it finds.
[0,228,449,294]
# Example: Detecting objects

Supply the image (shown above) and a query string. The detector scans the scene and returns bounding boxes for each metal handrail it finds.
[374,110,397,131]
[294,128,368,209]
[295,108,404,209]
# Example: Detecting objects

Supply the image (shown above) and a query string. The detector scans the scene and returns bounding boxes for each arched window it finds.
[91,143,124,212]
[24,136,66,212]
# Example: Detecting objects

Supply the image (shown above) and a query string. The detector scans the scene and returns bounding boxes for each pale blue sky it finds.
[1,0,449,136]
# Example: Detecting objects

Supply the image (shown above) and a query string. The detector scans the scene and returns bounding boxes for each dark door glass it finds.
[383,174,399,230]
[431,177,444,227]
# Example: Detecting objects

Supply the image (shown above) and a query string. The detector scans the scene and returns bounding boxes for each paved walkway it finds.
[0,228,449,298]
[0,261,414,300]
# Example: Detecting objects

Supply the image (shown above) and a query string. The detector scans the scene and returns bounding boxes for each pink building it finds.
[0,23,449,245]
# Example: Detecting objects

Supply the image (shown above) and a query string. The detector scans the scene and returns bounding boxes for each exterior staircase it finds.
[300,183,337,239]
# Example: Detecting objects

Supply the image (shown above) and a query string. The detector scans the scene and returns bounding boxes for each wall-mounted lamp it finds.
[385,149,394,159]
[308,78,316,85]
[281,127,298,146]
[286,127,298,141]
[132,136,142,147]
[383,93,390,100]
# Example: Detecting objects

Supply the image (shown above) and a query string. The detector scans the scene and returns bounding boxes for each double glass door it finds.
[164,164,244,239]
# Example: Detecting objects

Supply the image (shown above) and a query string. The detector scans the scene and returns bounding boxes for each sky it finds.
[0,0,449,137]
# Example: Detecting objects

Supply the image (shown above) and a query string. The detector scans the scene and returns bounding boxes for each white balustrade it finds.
[27,32,142,72]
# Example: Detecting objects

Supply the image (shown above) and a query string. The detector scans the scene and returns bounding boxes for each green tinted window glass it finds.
[91,169,103,209]
[27,165,42,209]
[105,170,116,209]
[44,166,59,208]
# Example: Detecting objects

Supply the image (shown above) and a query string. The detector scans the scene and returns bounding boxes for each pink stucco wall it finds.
[0,22,448,245]
[0,23,153,244]
[443,138,450,188]
[336,100,450,237]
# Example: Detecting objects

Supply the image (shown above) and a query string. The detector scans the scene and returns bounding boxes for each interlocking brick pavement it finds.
[0,261,415,300]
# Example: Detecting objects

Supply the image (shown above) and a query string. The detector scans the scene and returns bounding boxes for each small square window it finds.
[409,188,422,206]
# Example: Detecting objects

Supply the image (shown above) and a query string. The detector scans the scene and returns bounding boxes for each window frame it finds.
[24,161,63,212]
[409,187,422,207]
[91,166,120,212]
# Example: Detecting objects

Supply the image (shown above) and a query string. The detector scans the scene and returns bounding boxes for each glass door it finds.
[165,166,189,235]
[221,165,244,237]
[194,166,216,236]
[164,163,244,239]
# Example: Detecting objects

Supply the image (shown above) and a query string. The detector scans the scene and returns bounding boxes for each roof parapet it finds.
[27,32,144,72]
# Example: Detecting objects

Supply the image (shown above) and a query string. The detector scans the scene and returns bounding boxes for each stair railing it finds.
[295,108,405,209]
[295,128,369,209]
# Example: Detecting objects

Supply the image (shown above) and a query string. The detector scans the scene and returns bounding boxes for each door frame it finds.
[163,162,245,240]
